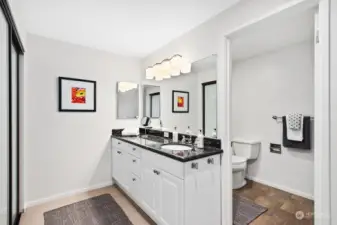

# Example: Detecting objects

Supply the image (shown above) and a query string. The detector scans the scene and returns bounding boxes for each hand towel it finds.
[283,116,311,150]
[122,128,139,136]
[286,114,304,141]
[287,113,303,130]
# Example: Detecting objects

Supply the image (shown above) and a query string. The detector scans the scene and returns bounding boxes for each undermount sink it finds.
[161,144,192,151]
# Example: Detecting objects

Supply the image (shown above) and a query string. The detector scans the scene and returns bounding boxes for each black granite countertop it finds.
[111,135,223,162]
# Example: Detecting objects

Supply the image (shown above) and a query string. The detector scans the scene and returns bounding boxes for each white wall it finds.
[232,41,314,198]
[24,34,141,206]
[331,0,337,223]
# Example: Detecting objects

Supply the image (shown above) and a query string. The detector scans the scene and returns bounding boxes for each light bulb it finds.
[181,58,191,74]
[146,67,154,79]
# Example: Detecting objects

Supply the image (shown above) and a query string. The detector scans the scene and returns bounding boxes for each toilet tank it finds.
[232,139,261,160]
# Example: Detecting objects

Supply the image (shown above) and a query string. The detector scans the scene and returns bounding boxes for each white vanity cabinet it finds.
[111,138,221,225]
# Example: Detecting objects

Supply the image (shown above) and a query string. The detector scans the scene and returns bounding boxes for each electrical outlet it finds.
[270,143,282,154]
[163,132,169,138]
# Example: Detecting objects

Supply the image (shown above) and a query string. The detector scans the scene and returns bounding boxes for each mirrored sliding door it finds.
[11,44,19,225]
[1,1,25,224]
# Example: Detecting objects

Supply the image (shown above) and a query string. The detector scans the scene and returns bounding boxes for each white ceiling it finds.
[230,7,316,61]
[192,54,217,73]
[16,0,239,57]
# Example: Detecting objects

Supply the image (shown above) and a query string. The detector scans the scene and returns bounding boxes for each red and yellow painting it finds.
[71,87,86,104]
[177,96,184,107]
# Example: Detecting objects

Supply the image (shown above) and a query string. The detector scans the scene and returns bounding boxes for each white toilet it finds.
[232,139,261,189]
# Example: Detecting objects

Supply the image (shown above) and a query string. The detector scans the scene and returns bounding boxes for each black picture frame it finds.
[172,90,189,113]
[58,77,97,112]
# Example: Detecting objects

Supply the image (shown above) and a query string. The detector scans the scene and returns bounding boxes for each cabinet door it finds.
[158,171,183,225]
[141,165,160,218]
[112,149,130,191]
[185,167,221,225]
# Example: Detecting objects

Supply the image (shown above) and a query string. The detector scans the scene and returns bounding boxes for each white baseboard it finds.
[246,176,314,200]
[25,180,114,209]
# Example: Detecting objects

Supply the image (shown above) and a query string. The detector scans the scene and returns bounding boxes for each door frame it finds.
[217,0,331,225]
[149,92,160,118]
[202,80,217,135]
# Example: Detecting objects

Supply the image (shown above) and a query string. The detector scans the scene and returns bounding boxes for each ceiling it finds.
[230,7,316,61]
[192,54,217,73]
[15,0,239,57]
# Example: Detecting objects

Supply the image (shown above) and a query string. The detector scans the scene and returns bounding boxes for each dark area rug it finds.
[233,194,267,225]
[44,194,133,225]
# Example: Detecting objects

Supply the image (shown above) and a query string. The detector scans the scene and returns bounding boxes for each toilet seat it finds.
[232,155,246,164]
[232,155,247,171]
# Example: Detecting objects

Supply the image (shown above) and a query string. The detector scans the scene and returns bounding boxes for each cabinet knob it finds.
[132,147,136,151]
[153,170,160,175]
[191,162,199,169]
[132,178,136,181]
[118,142,121,145]
[207,158,214,164]
[133,159,136,163]
[117,151,122,154]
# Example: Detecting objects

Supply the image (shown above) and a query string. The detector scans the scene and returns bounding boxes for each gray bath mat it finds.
[44,194,133,225]
[233,195,267,225]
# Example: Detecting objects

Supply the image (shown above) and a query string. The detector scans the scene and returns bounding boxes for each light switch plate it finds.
[164,132,169,138]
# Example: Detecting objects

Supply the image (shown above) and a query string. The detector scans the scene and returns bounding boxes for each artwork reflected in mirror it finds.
[117,82,139,119]
[143,85,160,118]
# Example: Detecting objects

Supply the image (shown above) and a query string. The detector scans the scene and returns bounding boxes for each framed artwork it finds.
[58,77,96,112]
[172,90,189,113]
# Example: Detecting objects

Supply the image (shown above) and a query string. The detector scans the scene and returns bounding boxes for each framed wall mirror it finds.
[116,82,139,119]
[143,54,217,138]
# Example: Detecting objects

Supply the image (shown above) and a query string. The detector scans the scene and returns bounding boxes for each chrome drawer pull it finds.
[153,170,160,175]
[207,158,214,164]
[191,162,198,169]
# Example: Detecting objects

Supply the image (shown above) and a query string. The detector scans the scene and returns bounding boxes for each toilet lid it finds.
[232,155,247,164]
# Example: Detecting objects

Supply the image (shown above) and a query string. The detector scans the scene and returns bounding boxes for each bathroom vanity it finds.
[111,135,222,225]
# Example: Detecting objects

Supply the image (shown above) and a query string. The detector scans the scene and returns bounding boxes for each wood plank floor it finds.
[234,180,314,225]
[20,186,153,225]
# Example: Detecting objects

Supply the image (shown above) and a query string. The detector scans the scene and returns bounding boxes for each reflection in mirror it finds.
[145,55,217,137]
[117,82,139,119]
[143,85,160,118]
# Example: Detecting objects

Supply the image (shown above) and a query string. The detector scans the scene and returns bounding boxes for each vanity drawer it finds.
[129,173,141,200]
[129,154,141,177]
[126,144,141,158]
[184,155,220,177]
[112,138,128,150]
[142,150,184,179]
